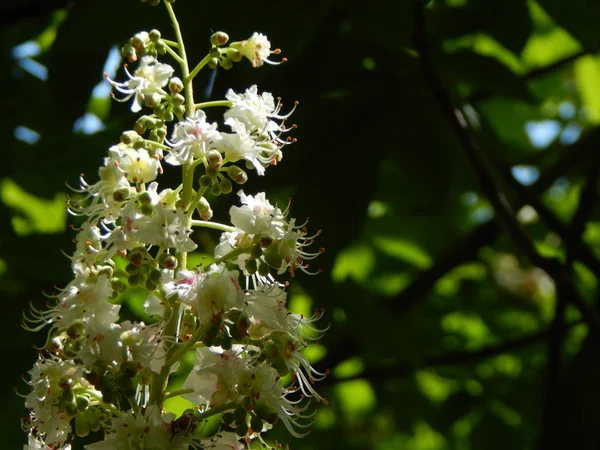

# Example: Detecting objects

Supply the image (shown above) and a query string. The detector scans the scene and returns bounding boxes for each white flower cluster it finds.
[22,8,326,450]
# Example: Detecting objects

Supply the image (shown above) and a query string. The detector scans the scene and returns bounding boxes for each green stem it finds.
[162,38,179,47]
[194,100,233,109]
[164,324,206,369]
[196,401,239,421]
[215,246,249,264]
[186,185,208,219]
[164,45,184,65]
[187,54,213,84]
[165,387,195,399]
[163,0,194,117]
[190,220,236,232]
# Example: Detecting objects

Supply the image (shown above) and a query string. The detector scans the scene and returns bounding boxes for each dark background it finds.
[4,0,600,448]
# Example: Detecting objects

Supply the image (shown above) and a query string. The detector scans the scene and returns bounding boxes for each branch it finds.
[323,320,582,385]
[388,126,598,314]
[412,0,600,332]
[468,50,588,104]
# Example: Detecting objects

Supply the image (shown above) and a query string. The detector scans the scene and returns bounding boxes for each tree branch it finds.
[412,0,600,332]
[323,320,582,385]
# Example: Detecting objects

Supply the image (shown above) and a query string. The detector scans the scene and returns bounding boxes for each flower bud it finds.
[222,412,235,424]
[210,183,221,196]
[159,253,178,270]
[76,395,90,411]
[227,165,248,184]
[219,178,233,194]
[111,277,127,293]
[155,40,167,54]
[250,244,262,259]
[210,31,229,46]
[220,56,233,70]
[198,197,213,220]
[168,77,184,94]
[128,273,145,286]
[200,174,212,188]
[206,149,222,168]
[208,57,219,70]
[250,414,263,433]
[121,44,137,62]
[171,93,185,105]
[75,411,90,437]
[174,105,186,117]
[258,261,270,277]
[113,188,130,203]
[120,130,140,145]
[146,92,162,108]
[141,204,154,216]
[149,29,161,42]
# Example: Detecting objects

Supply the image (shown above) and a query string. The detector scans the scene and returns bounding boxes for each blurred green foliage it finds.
[4,0,600,448]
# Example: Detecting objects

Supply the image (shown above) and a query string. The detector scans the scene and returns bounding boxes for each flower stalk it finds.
[21,1,327,449]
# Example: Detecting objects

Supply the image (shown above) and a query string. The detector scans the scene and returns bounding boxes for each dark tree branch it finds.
[323,320,582,386]
[388,125,599,314]
[412,0,600,332]
[468,50,589,104]
[487,149,600,280]
[538,155,600,449]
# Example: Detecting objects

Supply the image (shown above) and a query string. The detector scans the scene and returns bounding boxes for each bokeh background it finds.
[3,0,600,448]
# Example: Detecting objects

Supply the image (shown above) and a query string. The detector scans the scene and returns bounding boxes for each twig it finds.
[412,0,600,331]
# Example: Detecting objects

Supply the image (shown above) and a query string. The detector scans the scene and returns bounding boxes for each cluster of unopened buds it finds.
[20,1,328,449]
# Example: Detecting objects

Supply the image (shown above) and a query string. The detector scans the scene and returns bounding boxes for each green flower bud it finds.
[149,269,162,283]
[227,165,248,184]
[233,407,247,424]
[200,174,213,188]
[155,40,166,54]
[210,31,229,46]
[210,183,221,196]
[120,130,140,145]
[145,279,157,291]
[168,77,184,94]
[171,93,185,106]
[113,188,130,203]
[141,203,154,216]
[146,92,162,108]
[258,261,271,277]
[125,263,139,274]
[227,48,242,62]
[174,105,186,117]
[208,57,219,70]
[128,272,145,286]
[75,411,90,437]
[163,110,174,122]
[222,411,235,424]
[149,29,161,42]
[220,56,233,70]
[207,150,222,168]
[219,178,233,194]
[76,395,90,411]
[159,253,178,270]
[250,244,262,259]
[245,258,258,275]
[197,197,213,221]
[250,414,263,433]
